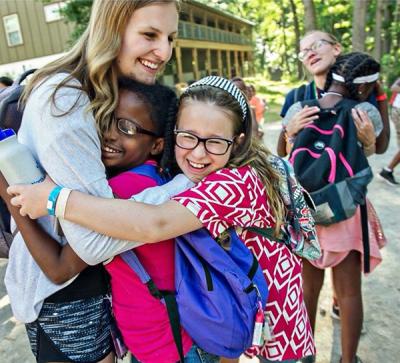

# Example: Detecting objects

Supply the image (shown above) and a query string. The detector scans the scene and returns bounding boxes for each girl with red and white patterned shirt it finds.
[9,76,317,362]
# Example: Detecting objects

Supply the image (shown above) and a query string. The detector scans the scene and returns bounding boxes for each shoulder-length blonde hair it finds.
[22,0,179,138]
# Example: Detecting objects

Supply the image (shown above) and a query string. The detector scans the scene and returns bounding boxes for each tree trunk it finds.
[352,0,369,51]
[303,0,317,33]
[395,0,400,48]
[373,0,384,61]
[260,39,266,71]
[281,14,291,75]
[382,2,392,54]
[289,0,303,79]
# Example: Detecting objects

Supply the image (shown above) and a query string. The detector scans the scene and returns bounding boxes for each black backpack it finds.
[289,98,372,271]
[0,69,35,131]
[0,69,35,256]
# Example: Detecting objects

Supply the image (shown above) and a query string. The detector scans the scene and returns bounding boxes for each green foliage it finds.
[198,0,306,79]
[383,0,400,87]
[381,51,400,87]
[202,0,398,84]
[61,0,92,43]
[313,0,352,50]
[42,0,93,43]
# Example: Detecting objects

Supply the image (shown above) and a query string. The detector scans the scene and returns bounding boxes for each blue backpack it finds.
[120,164,269,360]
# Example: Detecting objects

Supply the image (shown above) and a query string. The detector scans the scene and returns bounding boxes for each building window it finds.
[44,2,66,22]
[3,14,23,46]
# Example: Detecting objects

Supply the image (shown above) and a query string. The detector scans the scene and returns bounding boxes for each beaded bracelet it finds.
[47,186,63,216]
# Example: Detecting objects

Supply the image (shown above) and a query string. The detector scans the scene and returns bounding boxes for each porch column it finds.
[175,46,183,83]
[234,50,240,77]
[206,48,212,75]
[226,50,231,78]
[192,48,199,80]
[217,49,222,76]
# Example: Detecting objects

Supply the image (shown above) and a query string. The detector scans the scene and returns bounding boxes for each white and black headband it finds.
[185,76,248,121]
[332,72,380,84]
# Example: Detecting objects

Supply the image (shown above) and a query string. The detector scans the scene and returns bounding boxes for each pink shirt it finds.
[173,166,315,361]
[106,161,192,363]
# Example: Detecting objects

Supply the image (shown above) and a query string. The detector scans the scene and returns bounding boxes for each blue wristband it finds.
[47,186,63,216]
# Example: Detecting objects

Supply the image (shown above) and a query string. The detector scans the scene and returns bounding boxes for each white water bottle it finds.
[0,128,45,185]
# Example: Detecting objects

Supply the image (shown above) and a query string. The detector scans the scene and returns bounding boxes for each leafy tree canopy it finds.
[48,0,399,84]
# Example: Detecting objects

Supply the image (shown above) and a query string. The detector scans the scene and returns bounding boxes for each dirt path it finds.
[0,121,399,363]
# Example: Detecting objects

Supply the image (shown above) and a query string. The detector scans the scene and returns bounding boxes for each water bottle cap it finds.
[0,128,16,141]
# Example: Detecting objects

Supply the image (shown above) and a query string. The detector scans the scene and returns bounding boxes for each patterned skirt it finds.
[26,295,113,363]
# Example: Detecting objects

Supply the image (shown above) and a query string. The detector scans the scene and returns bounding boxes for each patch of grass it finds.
[245,77,304,123]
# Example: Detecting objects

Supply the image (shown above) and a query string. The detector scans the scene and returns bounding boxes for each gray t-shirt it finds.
[5,73,141,322]
[282,100,383,136]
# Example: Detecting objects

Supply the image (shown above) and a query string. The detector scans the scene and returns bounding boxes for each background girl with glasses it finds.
[9,76,318,363]
[277,30,390,158]
[297,39,337,62]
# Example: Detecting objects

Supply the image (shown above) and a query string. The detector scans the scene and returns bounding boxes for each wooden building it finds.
[0,0,254,85]
[0,1,73,66]
[164,0,254,85]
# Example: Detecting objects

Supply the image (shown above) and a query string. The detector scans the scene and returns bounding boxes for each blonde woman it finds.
[3,1,179,362]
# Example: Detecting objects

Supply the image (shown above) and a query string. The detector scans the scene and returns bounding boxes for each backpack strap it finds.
[0,87,23,127]
[334,98,359,112]
[293,81,317,104]
[0,69,36,130]
[0,211,17,237]
[0,214,17,258]
[300,98,320,109]
[281,160,301,234]
[120,250,152,284]
[120,251,185,363]
[119,164,183,361]
[14,69,36,84]
[293,84,306,103]
[247,253,260,281]
[128,164,167,186]
[360,203,370,273]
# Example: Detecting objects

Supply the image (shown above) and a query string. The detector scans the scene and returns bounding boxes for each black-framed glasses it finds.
[116,117,158,137]
[174,130,234,156]
[298,39,336,62]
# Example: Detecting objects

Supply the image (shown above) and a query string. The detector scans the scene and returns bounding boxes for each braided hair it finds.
[159,96,179,176]
[325,52,380,99]
[117,77,178,176]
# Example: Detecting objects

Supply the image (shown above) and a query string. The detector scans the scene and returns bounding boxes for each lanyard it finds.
[311,80,318,99]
